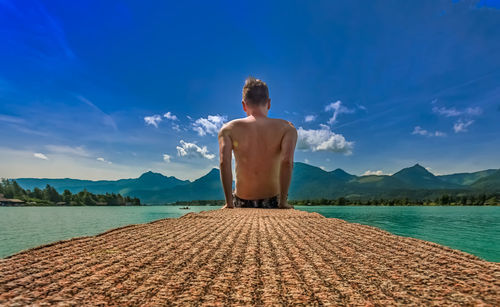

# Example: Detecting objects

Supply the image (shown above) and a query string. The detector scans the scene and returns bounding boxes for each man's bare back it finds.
[221,116,295,199]
[218,77,298,209]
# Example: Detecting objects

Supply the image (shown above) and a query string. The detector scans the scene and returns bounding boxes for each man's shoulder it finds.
[273,118,296,130]
[218,118,241,136]
[220,118,242,130]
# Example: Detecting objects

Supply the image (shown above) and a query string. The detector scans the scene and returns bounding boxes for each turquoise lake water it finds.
[0,206,498,262]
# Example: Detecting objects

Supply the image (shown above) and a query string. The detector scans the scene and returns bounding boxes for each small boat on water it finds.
[179,206,190,210]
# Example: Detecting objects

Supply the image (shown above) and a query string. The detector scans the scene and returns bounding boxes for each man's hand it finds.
[278,201,294,209]
[221,203,234,209]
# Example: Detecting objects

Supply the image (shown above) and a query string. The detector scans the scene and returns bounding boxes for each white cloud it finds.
[45,145,90,157]
[144,115,162,128]
[412,126,446,137]
[363,170,386,176]
[34,153,49,160]
[297,124,354,155]
[304,115,316,122]
[176,140,215,160]
[164,112,178,121]
[325,100,355,124]
[163,154,171,163]
[192,114,227,136]
[453,120,474,133]
[96,157,112,164]
[171,123,181,131]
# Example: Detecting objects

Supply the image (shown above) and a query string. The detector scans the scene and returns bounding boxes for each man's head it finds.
[242,76,270,115]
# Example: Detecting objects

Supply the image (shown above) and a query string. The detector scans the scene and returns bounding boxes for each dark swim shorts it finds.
[232,193,280,208]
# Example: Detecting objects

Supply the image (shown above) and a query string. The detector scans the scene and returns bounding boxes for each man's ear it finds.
[242,100,247,112]
[267,99,271,110]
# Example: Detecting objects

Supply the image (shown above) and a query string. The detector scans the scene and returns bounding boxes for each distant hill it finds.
[392,164,458,189]
[12,163,499,204]
[288,162,345,199]
[471,170,500,190]
[129,169,224,203]
[438,169,497,186]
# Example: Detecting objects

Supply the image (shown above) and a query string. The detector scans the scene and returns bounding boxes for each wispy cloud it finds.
[453,120,474,133]
[192,115,227,136]
[432,106,482,117]
[0,114,24,124]
[1,0,76,62]
[33,153,48,160]
[96,157,112,164]
[76,95,117,130]
[144,115,162,128]
[45,145,91,157]
[325,101,355,124]
[163,154,171,163]
[431,104,482,134]
[176,140,215,160]
[37,2,75,60]
[304,115,316,122]
[464,107,483,116]
[432,106,461,117]
[297,124,354,155]
[412,126,446,137]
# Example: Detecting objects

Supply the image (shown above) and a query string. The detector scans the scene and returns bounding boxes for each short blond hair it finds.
[242,76,269,105]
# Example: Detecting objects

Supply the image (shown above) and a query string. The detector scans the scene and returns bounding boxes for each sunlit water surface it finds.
[0,206,498,261]
[300,206,499,262]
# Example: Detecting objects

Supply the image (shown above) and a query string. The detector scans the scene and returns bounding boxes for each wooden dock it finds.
[1,209,499,306]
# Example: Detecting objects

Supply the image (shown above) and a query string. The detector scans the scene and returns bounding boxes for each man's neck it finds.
[247,109,268,118]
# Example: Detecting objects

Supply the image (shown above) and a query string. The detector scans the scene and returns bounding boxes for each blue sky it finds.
[0,0,499,180]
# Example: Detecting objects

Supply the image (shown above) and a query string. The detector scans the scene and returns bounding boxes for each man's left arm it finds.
[218,126,233,208]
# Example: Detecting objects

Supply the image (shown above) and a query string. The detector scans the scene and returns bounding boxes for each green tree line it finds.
[0,179,141,206]
[290,193,499,206]
[167,194,499,207]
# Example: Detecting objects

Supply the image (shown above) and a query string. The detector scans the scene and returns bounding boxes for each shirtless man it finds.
[218,77,298,209]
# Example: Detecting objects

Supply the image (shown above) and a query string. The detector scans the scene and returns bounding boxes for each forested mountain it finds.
[12,163,499,204]
[15,171,189,195]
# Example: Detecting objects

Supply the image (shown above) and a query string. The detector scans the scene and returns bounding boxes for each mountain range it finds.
[13,163,499,204]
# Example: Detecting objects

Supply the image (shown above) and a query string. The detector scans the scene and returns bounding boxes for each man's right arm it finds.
[279,122,298,208]
[218,124,234,208]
